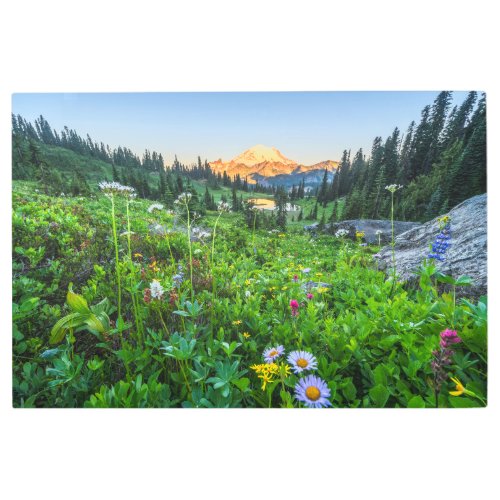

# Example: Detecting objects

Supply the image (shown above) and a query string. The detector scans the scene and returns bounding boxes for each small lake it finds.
[248,198,300,211]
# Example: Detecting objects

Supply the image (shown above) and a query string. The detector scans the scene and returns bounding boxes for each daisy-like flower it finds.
[150,279,164,300]
[302,267,311,274]
[148,203,164,213]
[263,345,285,363]
[287,350,318,374]
[294,375,332,408]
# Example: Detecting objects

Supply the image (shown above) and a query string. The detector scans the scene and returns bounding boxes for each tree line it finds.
[313,91,486,222]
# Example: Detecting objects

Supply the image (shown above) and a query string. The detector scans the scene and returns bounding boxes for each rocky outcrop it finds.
[374,194,487,298]
[305,219,420,243]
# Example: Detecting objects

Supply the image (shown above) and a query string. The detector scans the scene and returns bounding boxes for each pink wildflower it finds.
[306,293,314,300]
[290,299,300,317]
[439,329,462,348]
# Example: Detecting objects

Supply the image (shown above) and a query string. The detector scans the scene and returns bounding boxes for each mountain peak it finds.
[232,144,296,167]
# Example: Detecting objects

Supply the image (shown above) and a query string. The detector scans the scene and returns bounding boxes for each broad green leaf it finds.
[369,384,390,407]
[50,312,84,344]
[407,395,426,408]
[67,289,90,314]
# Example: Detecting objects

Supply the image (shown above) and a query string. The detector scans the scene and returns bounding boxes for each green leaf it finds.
[49,312,85,344]
[67,289,90,314]
[407,395,426,408]
[232,377,250,392]
[369,384,390,407]
[449,396,482,408]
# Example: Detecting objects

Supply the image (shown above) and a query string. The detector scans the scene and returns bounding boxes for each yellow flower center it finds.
[297,358,308,368]
[305,386,320,401]
[269,350,278,357]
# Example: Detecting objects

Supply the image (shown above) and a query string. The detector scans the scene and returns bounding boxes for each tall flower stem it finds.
[126,200,143,343]
[391,191,396,280]
[110,194,122,321]
[210,212,223,339]
[252,210,257,252]
[184,199,194,302]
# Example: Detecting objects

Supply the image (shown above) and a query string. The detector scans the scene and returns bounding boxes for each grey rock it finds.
[305,219,419,243]
[374,194,487,298]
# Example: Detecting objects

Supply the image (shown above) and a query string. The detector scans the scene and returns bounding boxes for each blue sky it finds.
[12,91,471,165]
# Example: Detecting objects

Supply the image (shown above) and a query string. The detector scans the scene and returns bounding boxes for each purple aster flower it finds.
[263,345,285,364]
[294,375,332,408]
[287,350,318,374]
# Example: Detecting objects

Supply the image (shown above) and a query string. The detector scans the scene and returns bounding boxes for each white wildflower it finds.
[175,192,192,204]
[150,279,164,300]
[335,228,349,238]
[217,201,231,212]
[375,229,383,235]
[385,184,403,193]
[99,181,136,198]
[245,290,251,298]
[148,203,164,213]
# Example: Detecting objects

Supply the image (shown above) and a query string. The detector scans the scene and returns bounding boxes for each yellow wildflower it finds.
[449,377,465,396]
[315,272,323,277]
[245,279,252,286]
[317,287,329,293]
[232,320,242,326]
[356,231,365,239]
[281,286,288,291]
[242,332,251,339]
[278,233,286,238]
[133,252,143,258]
[250,362,290,391]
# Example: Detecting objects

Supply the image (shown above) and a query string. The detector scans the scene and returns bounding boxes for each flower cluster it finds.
[335,228,349,238]
[254,345,330,408]
[98,181,136,198]
[385,184,403,193]
[428,221,451,261]
[250,362,291,391]
[290,299,300,317]
[172,264,185,288]
[150,279,165,300]
[440,328,462,348]
[430,329,462,393]
[148,203,164,213]
[174,192,192,205]
[217,201,231,212]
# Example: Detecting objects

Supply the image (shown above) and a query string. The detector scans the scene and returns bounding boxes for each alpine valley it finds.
[209,144,338,188]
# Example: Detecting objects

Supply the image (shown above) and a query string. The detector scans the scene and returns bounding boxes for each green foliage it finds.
[12,180,487,408]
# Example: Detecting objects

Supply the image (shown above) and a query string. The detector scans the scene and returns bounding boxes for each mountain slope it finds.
[209,145,338,186]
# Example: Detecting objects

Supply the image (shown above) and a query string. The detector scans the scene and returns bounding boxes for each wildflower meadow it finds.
[12,181,487,408]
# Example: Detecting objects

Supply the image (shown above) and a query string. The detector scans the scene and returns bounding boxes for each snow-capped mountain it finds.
[209,145,338,187]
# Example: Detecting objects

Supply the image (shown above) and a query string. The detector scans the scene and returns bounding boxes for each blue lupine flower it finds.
[173,265,185,287]
[294,375,332,408]
[428,222,451,261]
